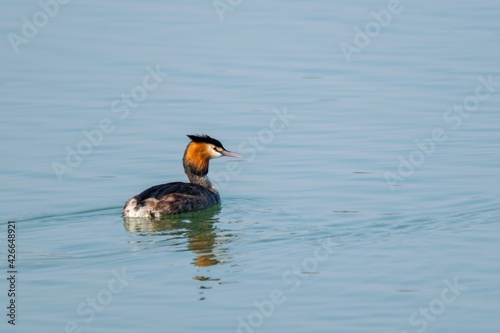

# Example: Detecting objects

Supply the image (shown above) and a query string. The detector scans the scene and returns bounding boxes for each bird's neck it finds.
[186,173,218,193]
[183,146,218,193]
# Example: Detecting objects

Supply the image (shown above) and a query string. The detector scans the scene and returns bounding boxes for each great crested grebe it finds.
[123,134,243,218]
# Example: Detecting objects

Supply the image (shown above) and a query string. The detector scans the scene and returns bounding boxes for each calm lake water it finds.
[1,0,499,332]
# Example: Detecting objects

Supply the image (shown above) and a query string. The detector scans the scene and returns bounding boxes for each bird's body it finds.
[123,135,242,219]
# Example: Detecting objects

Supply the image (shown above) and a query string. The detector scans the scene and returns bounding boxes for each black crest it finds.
[187,134,225,149]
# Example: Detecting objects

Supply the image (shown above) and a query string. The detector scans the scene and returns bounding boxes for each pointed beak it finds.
[221,149,243,158]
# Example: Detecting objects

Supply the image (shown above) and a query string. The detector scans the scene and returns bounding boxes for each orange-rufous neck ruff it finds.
[184,142,211,175]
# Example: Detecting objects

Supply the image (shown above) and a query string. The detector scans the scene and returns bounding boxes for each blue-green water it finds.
[1,1,500,332]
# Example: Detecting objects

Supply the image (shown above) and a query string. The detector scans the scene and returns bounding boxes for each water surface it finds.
[1,1,500,332]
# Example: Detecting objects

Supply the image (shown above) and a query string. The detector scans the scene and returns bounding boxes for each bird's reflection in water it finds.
[123,205,232,300]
